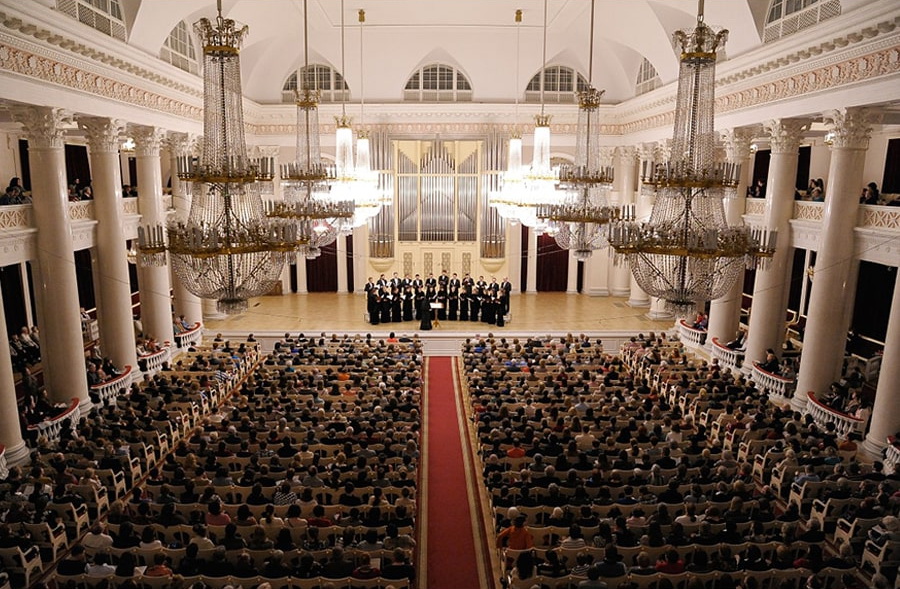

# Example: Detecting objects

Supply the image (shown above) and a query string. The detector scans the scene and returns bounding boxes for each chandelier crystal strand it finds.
[609,0,774,317]
[271,0,353,260]
[489,9,526,224]
[139,0,299,315]
[539,0,615,261]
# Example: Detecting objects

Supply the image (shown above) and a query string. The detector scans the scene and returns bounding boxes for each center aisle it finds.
[420,356,492,589]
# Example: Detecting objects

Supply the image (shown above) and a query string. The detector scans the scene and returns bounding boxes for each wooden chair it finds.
[0,545,44,587]
[861,538,900,577]
[23,520,69,561]
[49,502,90,538]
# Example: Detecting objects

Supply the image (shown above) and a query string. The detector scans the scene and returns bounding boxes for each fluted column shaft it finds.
[0,283,28,466]
[352,225,367,293]
[708,128,756,346]
[864,274,900,457]
[165,132,203,325]
[745,119,809,367]
[610,146,636,297]
[336,234,349,293]
[12,107,90,407]
[132,126,175,346]
[526,227,538,293]
[79,117,139,373]
[295,253,308,294]
[795,110,872,409]
[506,220,522,293]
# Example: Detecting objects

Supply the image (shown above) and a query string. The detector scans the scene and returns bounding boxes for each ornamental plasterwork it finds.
[744,200,765,216]
[122,198,139,215]
[859,206,900,230]
[823,107,874,150]
[0,39,201,122]
[71,220,96,250]
[855,228,900,267]
[249,121,587,137]
[0,231,36,267]
[0,205,32,230]
[789,221,821,253]
[67,201,94,221]
[793,202,825,222]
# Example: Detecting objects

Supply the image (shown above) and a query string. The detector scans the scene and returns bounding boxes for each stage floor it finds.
[204,292,675,335]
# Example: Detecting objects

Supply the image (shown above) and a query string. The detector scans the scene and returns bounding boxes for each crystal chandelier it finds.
[609,0,775,317]
[489,9,527,225]
[138,0,299,315]
[269,0,354,260]
[327,1,383,231]
[537,0,616,261]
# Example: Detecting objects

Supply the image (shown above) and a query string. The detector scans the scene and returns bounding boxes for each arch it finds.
[636,58,661,96]
[282,65,349,103]
[764,0,842,43]
[160,20,199,75]
[403,63,472,103]
[524,66,589,104]
[56,0,127,42]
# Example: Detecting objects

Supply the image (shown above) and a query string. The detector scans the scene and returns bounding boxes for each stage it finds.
[203,292,677,355]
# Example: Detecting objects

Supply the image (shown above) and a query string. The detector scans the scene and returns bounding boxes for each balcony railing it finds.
[139,344,172,377]
[710,337,744,372]
[89,365,133,406]
[0,204,33,230]
[677,319,707,348]
[806,391,867,439]
[67,200,95,221]
[0,445,7,480]
[886,438,900,476]
[27,398,81,446]
[174,323,203,348]
[750,362,796,406]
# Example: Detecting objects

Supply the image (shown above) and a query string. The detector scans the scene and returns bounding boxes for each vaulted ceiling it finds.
[120,0,777,105]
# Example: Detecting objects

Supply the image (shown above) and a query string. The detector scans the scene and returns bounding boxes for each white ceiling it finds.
[123,0,772,105]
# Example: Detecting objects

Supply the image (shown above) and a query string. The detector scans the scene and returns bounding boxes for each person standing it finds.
[418,295,433,331]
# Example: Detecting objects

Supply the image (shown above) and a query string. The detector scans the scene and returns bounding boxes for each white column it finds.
[352,225,367,293]
[744,119,809,369]
[336,233,348,293]
[708,127,756,345]
[507,221,522,293]
[526,227,538,293]
[0,284,28,466]
[628,144,655,308]
[794,109,872,409]
[647,297,674,321]
[78,116,139,372]
[863,273,900,458]
[12,107,90,408]
[296,252,308,294]
[131,125,175,346]
[584,251,610,297]
[18,263,33,327]
[164,132,203,325]
[609,146,636,297]
[566,251,579,294]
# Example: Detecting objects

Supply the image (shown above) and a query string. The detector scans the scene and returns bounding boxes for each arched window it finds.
[404,64,472,102]
[282,65,349,103]
[55,0,126,41]
[160,21,199,75]
[635,58,661,96]
[764,0,841,42]
[525,66,590,104]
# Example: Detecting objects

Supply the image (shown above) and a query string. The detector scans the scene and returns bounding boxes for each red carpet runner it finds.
[422,357,487,589]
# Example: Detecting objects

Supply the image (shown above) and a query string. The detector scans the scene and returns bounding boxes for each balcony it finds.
[750,361,796,406]
[677,319,708,349]
[806,391,867,439]
[709,337,744,372]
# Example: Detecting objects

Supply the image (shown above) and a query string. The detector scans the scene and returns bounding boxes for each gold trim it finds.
[204,44,240,55]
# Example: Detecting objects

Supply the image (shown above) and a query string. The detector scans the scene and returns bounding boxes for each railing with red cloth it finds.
[0,445,7,480]
[710,337,744,372]
[26,398,81,445]
[174,323,203,348]
[806,391,867,439]
[89,365,133,406]
[677,319,708,348]
[750,361,795,405]
[139,343,172,377]
[886,437,899,475]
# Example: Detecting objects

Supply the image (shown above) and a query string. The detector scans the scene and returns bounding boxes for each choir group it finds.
[364,271,512,330]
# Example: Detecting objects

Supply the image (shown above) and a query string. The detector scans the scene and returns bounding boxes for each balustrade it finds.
[89,365,133,406]
[139,344,172,377]
[0,446,7,480]
[886,439,900,475]
[26,398,81,446]
[710,337,744,372]
[174,323,203,348]
[677,319,707,348]
[806,391,867,439]
[750,362,796,406]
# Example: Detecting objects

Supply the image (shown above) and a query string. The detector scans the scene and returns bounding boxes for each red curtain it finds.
[536,234,568,292]
[306,241,338,292]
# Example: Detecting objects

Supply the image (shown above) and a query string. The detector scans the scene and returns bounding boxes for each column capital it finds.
[638,142,657,161]
[763,118,812,154]
[656,139,673,161]
[77,116,127,153]
[130,125,165,157]
[615,145,638,161]
[189,134,204,158]
[163,131,191,156]
[719,126,760,163]
[823,107,876,151]
[10,106,72,149]
[598,146,616,167]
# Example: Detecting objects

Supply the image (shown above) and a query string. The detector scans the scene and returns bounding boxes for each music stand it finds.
[430,302,443,327]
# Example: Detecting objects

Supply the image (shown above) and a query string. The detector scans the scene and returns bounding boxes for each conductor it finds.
[419,296,433,331]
